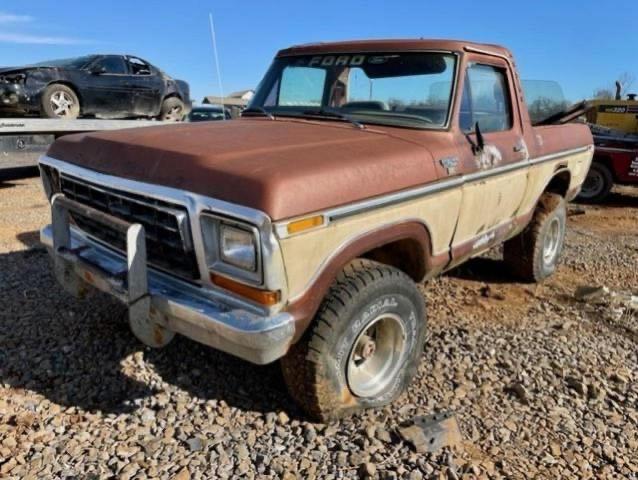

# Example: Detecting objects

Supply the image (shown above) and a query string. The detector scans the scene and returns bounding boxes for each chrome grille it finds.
[59,174,200,281]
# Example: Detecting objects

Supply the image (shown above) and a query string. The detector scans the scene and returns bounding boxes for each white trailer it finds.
[1,118,167,173]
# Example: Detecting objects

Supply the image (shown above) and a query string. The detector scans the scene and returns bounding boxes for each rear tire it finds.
[504,193,566,282]
[40,84,80,119]
[577,162,613,203]
[281,259,426,421]
[159,97,185,121]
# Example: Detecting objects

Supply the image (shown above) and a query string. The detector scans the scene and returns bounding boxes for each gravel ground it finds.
[0,176,637,480]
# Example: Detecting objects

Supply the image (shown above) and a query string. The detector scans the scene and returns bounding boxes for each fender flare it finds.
[540,166,574,201]
[286,220,446,343]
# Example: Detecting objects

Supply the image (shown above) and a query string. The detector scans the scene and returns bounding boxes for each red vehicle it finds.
[578,128,638,202]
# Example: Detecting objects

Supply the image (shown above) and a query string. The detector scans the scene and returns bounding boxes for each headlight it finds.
[200,214,262,284]
[220,224,257,271]
[0,73,26,84]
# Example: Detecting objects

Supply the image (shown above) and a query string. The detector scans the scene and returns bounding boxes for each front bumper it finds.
[41,194,295,365]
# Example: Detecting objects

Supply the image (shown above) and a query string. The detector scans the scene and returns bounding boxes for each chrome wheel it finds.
[347,313,407,398]
[50,91,75,117]
[543,217,561,265]
[164,105,183,121]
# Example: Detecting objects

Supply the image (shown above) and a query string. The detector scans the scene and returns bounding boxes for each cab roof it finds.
[277,38,513,58]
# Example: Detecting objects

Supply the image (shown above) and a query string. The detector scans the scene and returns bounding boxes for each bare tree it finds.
[617,72,636,96]
[593,88,614,100]
[528,97,570,124]
[593,72,636,100]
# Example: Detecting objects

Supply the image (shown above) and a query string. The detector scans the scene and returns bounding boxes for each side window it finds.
[92,56,127,74]
[460,64,512,133]
[278,67,326,106]
[127,57,152,76]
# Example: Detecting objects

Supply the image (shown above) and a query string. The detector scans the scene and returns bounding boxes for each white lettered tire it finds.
[281,259,426,421]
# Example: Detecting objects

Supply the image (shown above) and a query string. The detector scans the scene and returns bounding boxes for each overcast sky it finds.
[1,1,636,103]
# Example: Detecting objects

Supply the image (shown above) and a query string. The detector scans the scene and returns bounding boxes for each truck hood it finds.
[47,118,439,220]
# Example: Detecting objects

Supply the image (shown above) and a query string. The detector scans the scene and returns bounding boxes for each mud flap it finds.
[51,194,175,348]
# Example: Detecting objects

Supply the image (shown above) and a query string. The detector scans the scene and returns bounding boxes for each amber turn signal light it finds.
[210,273,281,306]
[287,215,324,235]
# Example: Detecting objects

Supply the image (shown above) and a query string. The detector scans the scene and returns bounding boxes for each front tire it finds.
[504,193,566,282]
[40,84,80,119]
[159,97,185,121]
[281,260,426,421]
[577,162,614,203]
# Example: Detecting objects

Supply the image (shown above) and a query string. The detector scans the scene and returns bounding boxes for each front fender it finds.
[285,221,446,343]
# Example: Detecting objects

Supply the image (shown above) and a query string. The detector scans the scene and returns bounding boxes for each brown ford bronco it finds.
[39,39,593,420]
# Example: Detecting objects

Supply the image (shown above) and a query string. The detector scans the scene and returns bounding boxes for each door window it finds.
[92,56,127,74]
[460,64,512,133]
[127,57,152,76]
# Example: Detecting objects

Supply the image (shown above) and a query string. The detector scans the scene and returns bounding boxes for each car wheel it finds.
[160,97,185,121]
[281,259,426,421]
[503,192,566,282]
[41,84,80,119]
[577,162,614,203]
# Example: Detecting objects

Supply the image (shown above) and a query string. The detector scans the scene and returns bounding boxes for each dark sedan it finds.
[0,55,191,120]
[186,105,231,122]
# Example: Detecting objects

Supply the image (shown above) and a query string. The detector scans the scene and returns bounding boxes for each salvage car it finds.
[0,55,190,120]
[38,39,593,420]
[186,105,231,122]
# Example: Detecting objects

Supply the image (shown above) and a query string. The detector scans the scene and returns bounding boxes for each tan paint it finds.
[451,168,527,248]
[279,188,462,300]
[520,150,592,214]
[278,149,592,302]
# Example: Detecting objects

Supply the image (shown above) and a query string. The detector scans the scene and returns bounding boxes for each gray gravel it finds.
[0,177,637,479]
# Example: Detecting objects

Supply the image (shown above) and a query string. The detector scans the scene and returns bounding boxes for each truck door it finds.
[449,59,529,264]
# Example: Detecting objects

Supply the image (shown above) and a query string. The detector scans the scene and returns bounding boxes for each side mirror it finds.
[474,121,485,153]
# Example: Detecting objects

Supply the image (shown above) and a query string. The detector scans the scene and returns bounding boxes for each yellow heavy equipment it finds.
[586,82,638,133]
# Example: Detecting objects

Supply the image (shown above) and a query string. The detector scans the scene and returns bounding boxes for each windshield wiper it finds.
[242,106,275,120]
[301,108,365,130]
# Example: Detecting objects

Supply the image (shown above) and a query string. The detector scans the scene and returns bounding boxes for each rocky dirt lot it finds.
[0,176,636,480]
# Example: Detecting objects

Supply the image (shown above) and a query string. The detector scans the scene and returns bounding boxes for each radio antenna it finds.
[208,12,226,119]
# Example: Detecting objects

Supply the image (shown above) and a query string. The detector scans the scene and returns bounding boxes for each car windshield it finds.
[190,108,227,121]
[31,55,97,69]
[249,52,457,129]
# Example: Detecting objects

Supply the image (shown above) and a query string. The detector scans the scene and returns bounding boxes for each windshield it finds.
[249,52,457,129]
[31,55,97,69]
